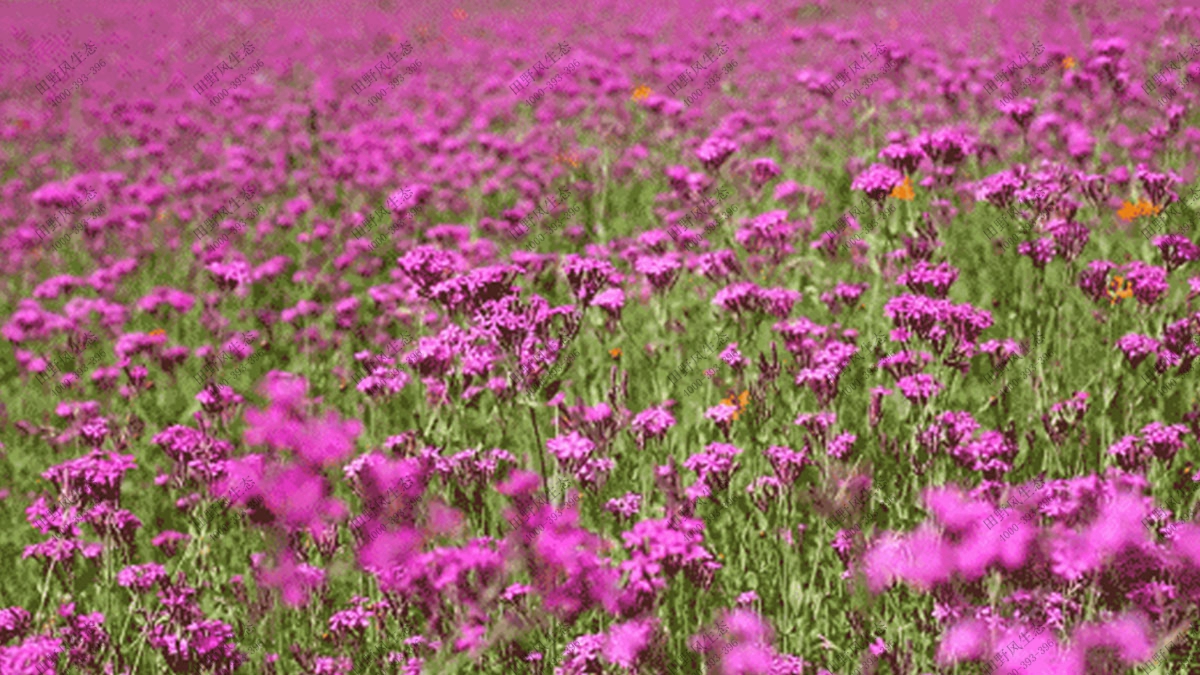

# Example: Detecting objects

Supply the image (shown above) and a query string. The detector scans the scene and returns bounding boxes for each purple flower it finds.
[757,287,802,318]
[974,170,1025,210]
[720,343,747,371]
[557,633,606,674]
[0,607,31,644]
[896,261,959,298]
[794,412,836,446]
[1139,422,1190,462]
[328,605,373,640]
[1045,219,1090,262]
[1078,260,1118,303]
[1108,435,1150,472]
[735,210,796,256]
[696,136,738,171]
[1120,261,1170,306]
[147,619,246,674]
[41,449,137,505]
[879,350,933,381]
[634,254,682,292]
[869,387,892,427]
[712,282,764,315]
[695,249,743,281]
[883,294,992,347]
[590,287,625,320]
[763,445,812,486]
[736,590,759,606]
[794,365,840,408]
[546,431,597,475]
[896,373,944,406]
[562,255,619,305]
[692,609,777,674]
[1016,238,1057,268]
[1000,98,1039,130]
[819,281,869,314]
[916,410,974,456]
[630,405,676,449]
[683,442,744,491]
[117,562,168,592]
[915,127,976,166]
[826,433,857,460]
[604,493,643,521]
[749,157,781,187]
[602,619,655,669]
[851,164,904,203]
[953,430,1020,475]
[0,635,62,675]
[1152,234,1200,272]
[396,246,462,296]
[748,476,783,513]
[1115,334,1159,368]
[1135,164,1178,206]
[878,141,925,175]
[151,530,190,558]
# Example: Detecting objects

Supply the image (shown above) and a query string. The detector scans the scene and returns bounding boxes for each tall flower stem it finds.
[34,558,57,626]
[530,407,549,505]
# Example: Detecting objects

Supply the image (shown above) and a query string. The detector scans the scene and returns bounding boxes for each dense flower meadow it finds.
[2,0,1200,673]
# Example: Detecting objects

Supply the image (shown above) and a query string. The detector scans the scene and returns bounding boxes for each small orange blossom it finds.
[720,390,750,421]
[1117,198,1162,222]
[889,175,915,201]
[1107,275,1134,305]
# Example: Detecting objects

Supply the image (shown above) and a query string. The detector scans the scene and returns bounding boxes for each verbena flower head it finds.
[878,140,925,175]
[117,562,168,593]
[896,373,944,406]
[1152,234,1200,272]
[0,607,31,644]
[749,157,781,186]
[1115,334,1159,368]
[897,261,959,297]
[851,164,904,203]
[546,431,597,475]
[826,433,857,461]
[696,136,738,171]
[630,405,675,449]
[763,445,812,486]
[915,127,976,166]
[683,442,744,492]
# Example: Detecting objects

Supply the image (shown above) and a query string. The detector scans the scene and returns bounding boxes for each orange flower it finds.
[720,390,750,421]
[1117,198,1161,222]
[1116,200,1138,222]
[1107,275,1134,305]
[609,348,622,359]
[889,176,914,201]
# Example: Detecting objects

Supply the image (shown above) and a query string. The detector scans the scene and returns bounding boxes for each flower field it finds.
[3,0,1200,673]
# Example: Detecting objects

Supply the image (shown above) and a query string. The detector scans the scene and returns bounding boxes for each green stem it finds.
[530,407,549,504]
[34,557,57,626]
